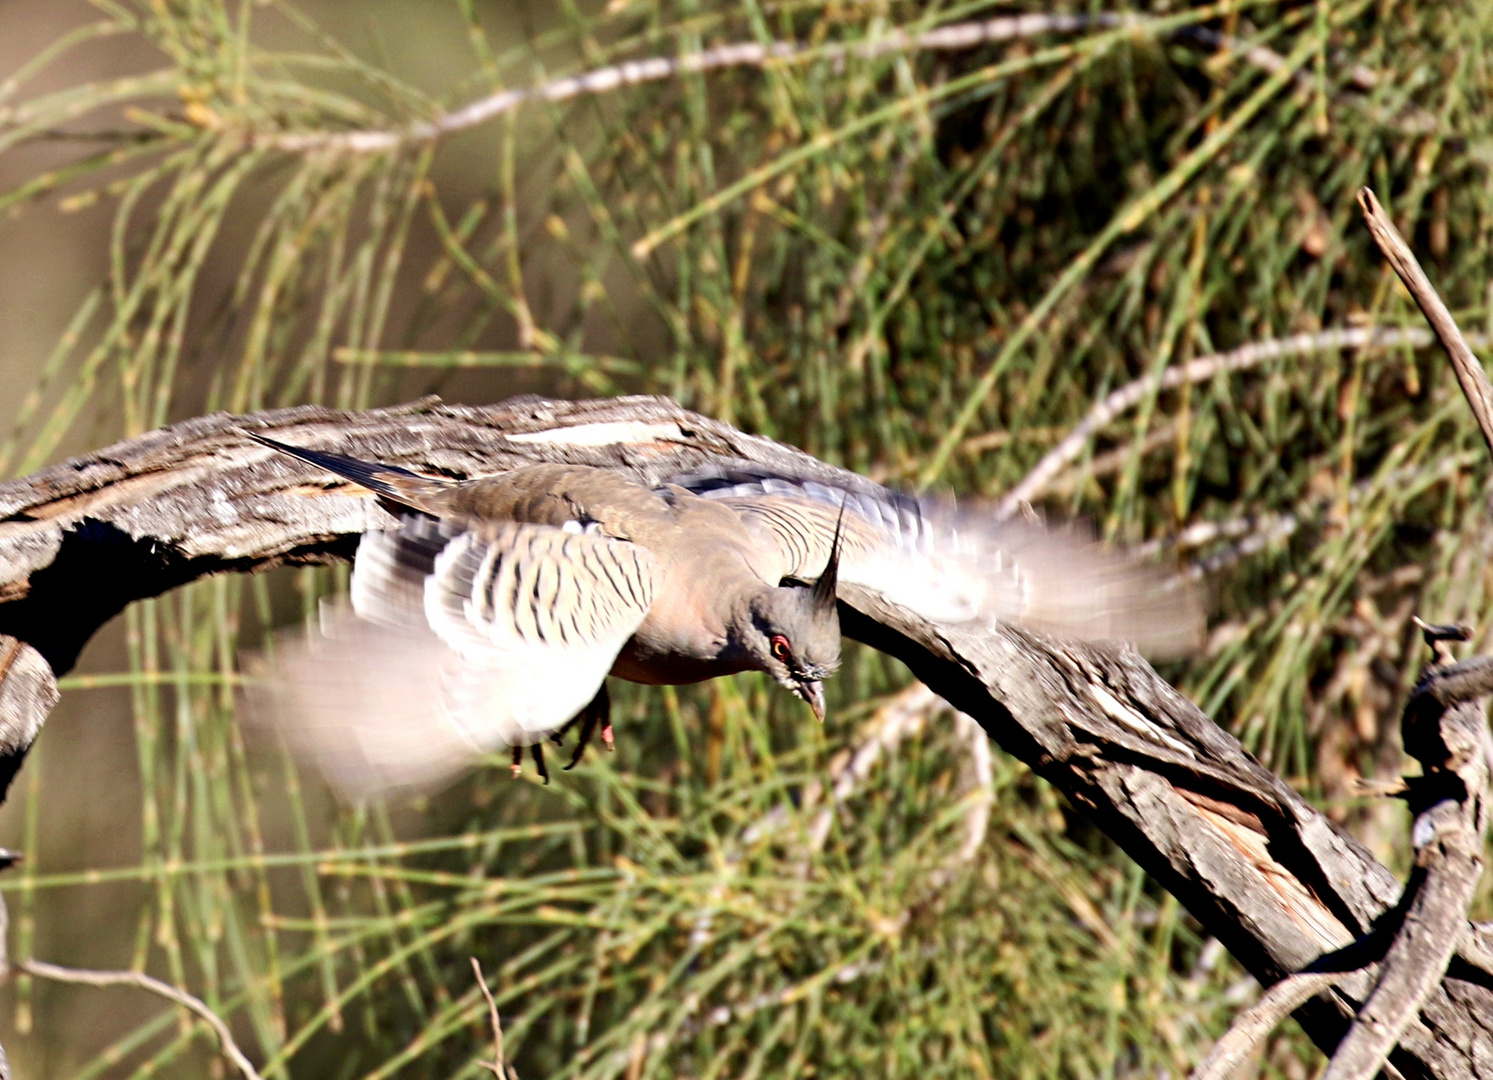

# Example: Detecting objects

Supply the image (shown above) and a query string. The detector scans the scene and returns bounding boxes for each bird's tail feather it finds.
[245,431,450,510]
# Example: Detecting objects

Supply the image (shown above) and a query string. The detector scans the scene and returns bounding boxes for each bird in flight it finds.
[245,433,1200,799]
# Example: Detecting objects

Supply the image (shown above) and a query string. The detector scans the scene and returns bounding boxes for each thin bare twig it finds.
[19,958,263,1080]
[257,11,1359,156]
[740,683,991,868]
[1190,970,1346,1080]
[998,324,1483,518]
[1134,449,1476,577]
[0,860,254,1076]
[470,957,516,1079]
[1358,187,1493,455]
[262,14,1139,153]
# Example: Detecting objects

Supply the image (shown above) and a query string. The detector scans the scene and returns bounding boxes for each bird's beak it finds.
[795,679,826,724]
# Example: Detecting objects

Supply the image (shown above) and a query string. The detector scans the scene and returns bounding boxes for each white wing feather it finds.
[247,518,657,799]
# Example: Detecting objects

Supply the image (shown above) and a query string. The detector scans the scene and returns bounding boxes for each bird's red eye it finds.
[770,634,792,662]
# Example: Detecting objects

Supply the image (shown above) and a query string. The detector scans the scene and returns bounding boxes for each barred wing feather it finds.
[248,517,657,799]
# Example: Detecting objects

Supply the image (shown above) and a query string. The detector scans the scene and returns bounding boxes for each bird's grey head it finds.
[740,537,842,721]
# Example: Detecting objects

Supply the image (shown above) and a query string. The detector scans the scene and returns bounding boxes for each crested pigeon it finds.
[245,434,1201,799]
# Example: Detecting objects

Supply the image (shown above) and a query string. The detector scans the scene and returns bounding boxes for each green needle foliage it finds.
[1,0,1491,1076]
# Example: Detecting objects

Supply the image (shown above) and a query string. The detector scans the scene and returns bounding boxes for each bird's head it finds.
[743,534,842,721]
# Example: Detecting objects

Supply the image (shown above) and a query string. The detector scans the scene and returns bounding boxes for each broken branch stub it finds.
[0,393,1492,1075]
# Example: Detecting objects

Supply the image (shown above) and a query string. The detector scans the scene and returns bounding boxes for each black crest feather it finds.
[811,498,846,613]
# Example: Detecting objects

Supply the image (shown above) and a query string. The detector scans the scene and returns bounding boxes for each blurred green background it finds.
[0,1,1490,1076]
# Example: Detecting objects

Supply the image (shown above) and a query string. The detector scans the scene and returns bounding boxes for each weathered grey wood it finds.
[0,392,1489,1076]
[1189,641,1493,1080]
[1315,655,1493,1080]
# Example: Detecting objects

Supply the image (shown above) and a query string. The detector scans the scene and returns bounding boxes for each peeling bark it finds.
[0,392,1489,1075]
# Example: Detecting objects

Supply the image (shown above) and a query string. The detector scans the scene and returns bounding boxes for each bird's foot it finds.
[508,744,550,784]
[564,707,600,771]
[562,683,613,771]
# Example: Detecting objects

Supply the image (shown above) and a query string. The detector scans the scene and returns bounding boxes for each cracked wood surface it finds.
[0,393,1490,1076]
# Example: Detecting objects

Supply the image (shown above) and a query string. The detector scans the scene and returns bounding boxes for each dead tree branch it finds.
[0,393,1492,1074]
[1196,640,1493,1080]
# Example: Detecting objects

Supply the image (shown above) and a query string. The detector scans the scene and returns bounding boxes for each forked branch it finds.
[1194,188,1493,1079]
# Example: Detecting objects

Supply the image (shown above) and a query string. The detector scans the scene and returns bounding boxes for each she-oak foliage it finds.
[0,1,1490,1076]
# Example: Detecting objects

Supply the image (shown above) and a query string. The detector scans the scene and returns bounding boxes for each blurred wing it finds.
[246,516,657,799]
[246,607,488,799]
[668,466,1202,658]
